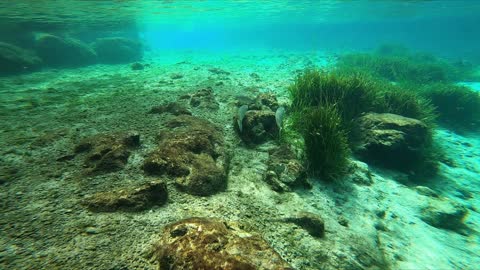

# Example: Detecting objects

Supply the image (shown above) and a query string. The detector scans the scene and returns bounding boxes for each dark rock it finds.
[415,186,439,198]
[143,115,228,196]
[0,42,42,75]
[420,198,469,233]
[35,34,97,67]
[264,145,307,192]
[151,217,292,270]
[92,37,142,64]
[352,113,430,172]
[148,102,191,116]
[344,160,374,186]
[235,110,278,144]
[284,212,325,238]
[189,87,219,110]
[374,222,388,231]
[82,181,167,212]
[74,131,140,174]
[131,62,144,70]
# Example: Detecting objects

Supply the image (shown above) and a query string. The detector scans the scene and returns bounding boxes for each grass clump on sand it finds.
[336,44,478,84]
[419,83,480,130]
[288,68,440,179]
[290,105,350,180]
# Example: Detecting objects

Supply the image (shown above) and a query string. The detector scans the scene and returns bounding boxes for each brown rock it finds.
[151,217,292,270]
[143,115,228,196]
[189,87,219,110]
[74,131,140,174]
[82,181,167,212]
[235,110,279,144]
[148,102,191,116]
[265,145,308,192]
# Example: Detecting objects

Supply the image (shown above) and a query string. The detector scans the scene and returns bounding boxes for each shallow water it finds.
[1,1,479,270]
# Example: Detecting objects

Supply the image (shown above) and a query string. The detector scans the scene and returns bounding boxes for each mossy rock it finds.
[35,34,97,67]
[92,37,142,64]
[151,217,293,269]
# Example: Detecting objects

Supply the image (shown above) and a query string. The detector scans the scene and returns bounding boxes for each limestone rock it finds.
[353,113,429,172]
[420,197,469,233]
[74,131,140,174]
[92,37,142,63]
[265,145,308,192]
[235,110,279,144]
[82,181,167,212]
[35,34,97,67]
[143,115,228,196]
[0,42,42,75]
[151,217,293,270]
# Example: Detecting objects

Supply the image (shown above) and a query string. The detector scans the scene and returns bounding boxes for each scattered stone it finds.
[130,62,144,70]
[148,102,191,116]
[35,34,97,67]
[82,181,167,212]
[420,197,469,233]
[189,87,219,110]
[376,210,386,219]
[374,221,388,231]
[208,67,230,75]
[264,145,308,192]
[0,42,42,75]
[235,110,279,144]
[344,160,373,185]
[415,186,439,198]
[250,72,261,80]
[74,131,140,174]
[143,115,228,196]
[92,37,142,64]
[338,216,349,227]
[170,73,183,79]
[284,211,325,238]
[352,113,430,173]
[150,217,292,269]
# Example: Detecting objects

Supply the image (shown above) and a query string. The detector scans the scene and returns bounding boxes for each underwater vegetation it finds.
[288,69,440,178]
[336,44,478,84]
[418,83,480,130]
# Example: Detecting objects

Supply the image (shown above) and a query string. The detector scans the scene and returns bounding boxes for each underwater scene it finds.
[1,0,480,269]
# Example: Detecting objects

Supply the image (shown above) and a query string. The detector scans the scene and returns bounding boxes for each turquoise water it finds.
[1,1,479,269]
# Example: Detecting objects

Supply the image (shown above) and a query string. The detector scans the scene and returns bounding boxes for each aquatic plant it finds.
[336,45,477,84]
[288,69,379,128]
[419,83,480,130]
[291,105,350,180]
[237,105,249,132]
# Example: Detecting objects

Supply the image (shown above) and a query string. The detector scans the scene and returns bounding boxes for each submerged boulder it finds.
[74,131,140,175]
[143,115,228,196]
[265,145,308,192]
[82,181,168,212]
[352,113,430,173]
[0,42,42,75]
[189,87,220,110]
[151,217,293,270]
[235,110,278,144]
[420,197,469,233]
[35,33,97,67]
[92,37,142,63]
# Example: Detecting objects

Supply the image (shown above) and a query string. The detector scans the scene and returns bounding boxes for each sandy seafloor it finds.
[0,50,479,270]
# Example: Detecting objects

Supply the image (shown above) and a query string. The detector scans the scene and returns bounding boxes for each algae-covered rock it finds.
[189,87,220,110]
[82,181,167,212]
[235,110,279,144]
[74,131,140,175]
[420,197,469,233]
[35,34,97,67]
[92,37,142,63]
[0,42,42,75]
[353,113,429,172]
[265,145,307,192]
[151,217,293,270]
[143,115,228,196]
[284,211,325,238]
